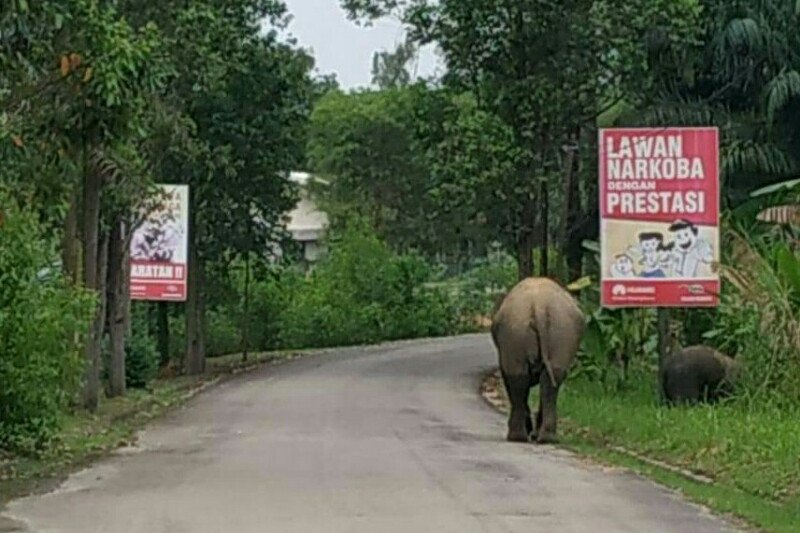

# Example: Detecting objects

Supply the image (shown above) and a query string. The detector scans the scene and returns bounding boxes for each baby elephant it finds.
[660,345,741,405]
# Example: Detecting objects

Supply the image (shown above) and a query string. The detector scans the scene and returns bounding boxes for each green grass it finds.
[0,350,300,505]
[559,379,800,502]
[557,377,800,532]
[486,370,800,532]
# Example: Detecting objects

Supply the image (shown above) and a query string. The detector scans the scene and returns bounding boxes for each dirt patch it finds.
[480,368,507,411]
[0,515,26,532]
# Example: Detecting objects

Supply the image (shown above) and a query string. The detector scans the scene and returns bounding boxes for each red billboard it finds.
[130,185,189,302]
[599,127,720,308]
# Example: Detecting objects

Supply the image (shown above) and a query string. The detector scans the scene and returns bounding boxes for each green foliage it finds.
[279,220,458,349]
[371,40,416,89]
[124,305,159,389]
[450,251,517,320]
[308,87,435,251]
[246,267,303,352]
[427,93,521,254]
[703,229,800,406]
[575,287,659,386]
[0,194,94,454]
[555,377,800,510]
[625,0,800,205]
[125,332,159,389]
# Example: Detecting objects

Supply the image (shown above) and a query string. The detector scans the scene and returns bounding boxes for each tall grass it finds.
[707,229,800,406]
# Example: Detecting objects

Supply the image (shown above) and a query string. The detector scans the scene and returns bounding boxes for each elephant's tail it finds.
[530,306,558,388]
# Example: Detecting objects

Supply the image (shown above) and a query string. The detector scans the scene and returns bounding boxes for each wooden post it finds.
[157,302,170,369]
[657,307,671,370]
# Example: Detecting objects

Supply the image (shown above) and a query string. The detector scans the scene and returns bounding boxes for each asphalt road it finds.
[3,335,738,533]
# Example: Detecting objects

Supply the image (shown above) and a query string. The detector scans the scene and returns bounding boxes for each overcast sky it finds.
[280,0,442,89]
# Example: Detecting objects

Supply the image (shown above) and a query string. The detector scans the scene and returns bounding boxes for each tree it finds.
[426,93,521,264]
[308,87,434,252]
[116,1,314,375]
[623,0,800,205]
[371,40,416,89]
[70,4,169,408]
[343,0,702,279]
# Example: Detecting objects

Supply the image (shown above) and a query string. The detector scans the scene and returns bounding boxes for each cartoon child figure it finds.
[610,253,636,278]
[657,241,677,277]
[636,232,667,278]
[668,219,713,278]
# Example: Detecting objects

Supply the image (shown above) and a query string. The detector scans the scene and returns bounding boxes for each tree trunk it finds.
[657,308,672,373]
[539,178,549,277]
[583,124,600,243]
[516,193,536,281]
[84,228,109,411]
[62,193,81,285]
[185,200,205,375]
[107,218,129,398]
[242,251,251,363]
[157,302,170,369]
[82,160,104,411]
[561,127,583,281]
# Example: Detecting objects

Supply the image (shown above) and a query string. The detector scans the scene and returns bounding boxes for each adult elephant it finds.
[491,277,585,444]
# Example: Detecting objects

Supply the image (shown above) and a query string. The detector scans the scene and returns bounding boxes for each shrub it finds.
[704,229,800,406]
[455,252,517,320]
[167,311,186,366]
[205,307,242,357]
[278,221,459,349]
[233,263,302,353]
[125,305,159,389]
[0,194,94,454]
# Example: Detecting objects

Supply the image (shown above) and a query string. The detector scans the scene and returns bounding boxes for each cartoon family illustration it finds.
[130,192,186,264]
[609,219,714,279]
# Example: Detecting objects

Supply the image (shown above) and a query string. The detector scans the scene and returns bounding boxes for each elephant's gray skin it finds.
[490,277,585,444]
[660,345,741,405]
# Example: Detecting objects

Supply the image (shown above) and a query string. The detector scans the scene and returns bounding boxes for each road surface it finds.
[3,335,738,532]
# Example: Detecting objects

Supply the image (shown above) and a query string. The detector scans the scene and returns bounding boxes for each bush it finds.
[278,220,459,349]
[205,307,242,357]
[455,252,517,320]
[0,194,94,454]
[703,229,800,406]
[247,267,303,351]
[125,305,159,389]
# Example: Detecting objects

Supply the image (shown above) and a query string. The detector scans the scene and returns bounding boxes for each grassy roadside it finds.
[0,351,302,506]
[482,370,800,533]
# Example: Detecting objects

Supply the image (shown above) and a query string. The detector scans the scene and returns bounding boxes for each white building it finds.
[286,172,329,264]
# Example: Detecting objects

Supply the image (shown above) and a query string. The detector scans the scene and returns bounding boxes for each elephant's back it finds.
[666,345,729,381]
[492,277,584,334]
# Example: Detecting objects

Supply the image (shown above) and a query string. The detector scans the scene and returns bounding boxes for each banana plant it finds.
[750,177,800,298]
[566,240,658,387]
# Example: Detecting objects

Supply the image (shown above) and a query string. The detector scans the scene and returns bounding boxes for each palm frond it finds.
[750,177,800,197]
[765,70,800,123]
[716,18,765,57]
[722,140,794,177]
[617,101,714,128]
[719,263,756,298]
[89,146,125,184]
[756,205,800,225]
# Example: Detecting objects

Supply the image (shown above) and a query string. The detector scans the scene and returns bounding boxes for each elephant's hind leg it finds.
[535,368,566,444]
[502,372,532,442]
